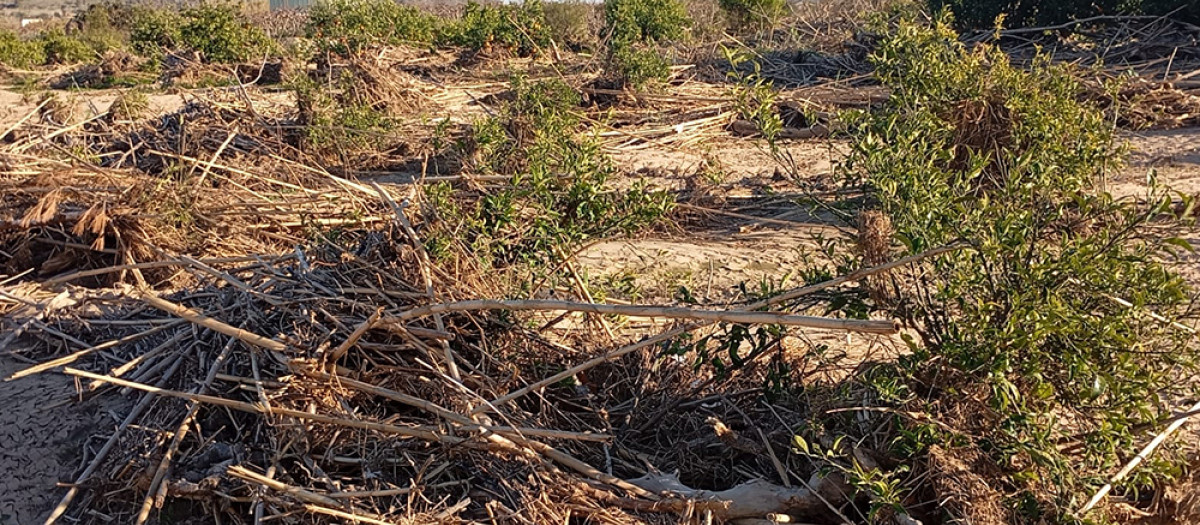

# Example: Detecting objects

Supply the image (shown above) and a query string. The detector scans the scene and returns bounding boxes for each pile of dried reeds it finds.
[0,62,933,525]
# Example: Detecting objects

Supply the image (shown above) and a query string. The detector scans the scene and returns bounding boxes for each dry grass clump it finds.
[856,209,893,304]
[1,194,891,523]
[1104,77,1200,130]
[924,444,1011,525]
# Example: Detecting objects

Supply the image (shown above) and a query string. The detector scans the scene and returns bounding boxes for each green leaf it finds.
[792,434,810,455]
[1164,237,1195,253]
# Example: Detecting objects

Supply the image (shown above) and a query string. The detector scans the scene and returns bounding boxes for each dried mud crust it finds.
[0,358,128,525]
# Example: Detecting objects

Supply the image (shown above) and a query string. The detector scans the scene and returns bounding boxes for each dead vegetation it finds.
[1,2,1199,525]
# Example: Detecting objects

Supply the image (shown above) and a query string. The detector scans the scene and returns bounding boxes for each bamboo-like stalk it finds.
[326,308,383,365]
[135,336,237,524]
[41,255,287,288]
[1076,278,1200,515]
[474,244,965,415]
[299,368,611,442]
[382,300,900,334]
[1078,398,1200,514]
[230,465,398,525]
[65,368,459,443]
[133,290,290,353]
[326,481,463,499]
[302,504,403,525]
[371,181,462,382]
[43,356,185,525]
[6,319,186,381]
[228,465,347,508]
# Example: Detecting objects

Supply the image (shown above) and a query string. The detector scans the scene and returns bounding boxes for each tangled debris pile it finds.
[0,57,912,523]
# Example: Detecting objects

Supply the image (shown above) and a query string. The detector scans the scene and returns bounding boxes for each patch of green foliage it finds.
[726,47,784,139]
[305,0,553,56]
[178,3,277,63]
[602,0,690,87]
[68,2,138,53]
[543,0,597,51]
[605,0,689,43]
[127,3,275,62]
[0,28,108,68]
[294,72,395,154]
[426,77,673,267]
[306,0,439,55]
[837,15,1199,521]
[440,0,553,56]
[0,30,47,68]
[129,8,183,57]
[607,45,671,88]
[718,0,786,31]
[109,89,150,121]
[40,30,96,64]
[932,0,1200,29]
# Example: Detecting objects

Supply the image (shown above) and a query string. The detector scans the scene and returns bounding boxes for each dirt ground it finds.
[0,358,129,524]
[1,81,1198,522]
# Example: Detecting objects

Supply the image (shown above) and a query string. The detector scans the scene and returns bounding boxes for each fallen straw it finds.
[299,367,611,442]
[381,299,900,334]
[64,368,459,443]
[6,319,187,381]
[43,356,186,525]
[228,465,395,524]
[132,289,290,353]
[471,243,966,415]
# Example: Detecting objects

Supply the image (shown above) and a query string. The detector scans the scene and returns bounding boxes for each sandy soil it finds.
[1112,127,1200,198]
[0,89,189,129]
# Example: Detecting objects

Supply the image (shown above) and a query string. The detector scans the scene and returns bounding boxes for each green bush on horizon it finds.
[603,0,690,87]
[932,0,1200,29]
[306,0,439,55]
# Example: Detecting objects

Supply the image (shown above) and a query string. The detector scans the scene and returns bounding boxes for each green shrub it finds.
[178,3,276,63]
[440,0,553,56]
[603,0,690,87]
[306,0,439,55]
[718,0,786,30]
[543,0,597,50]
[609,44,670,87]
[39,30,96,64]
[69,2,137,53]
[932,0,1200,29]
[109,89,150,121]
[294,69,396,153]
[604,0,689,44]
[72,2,139,33]
[430,77,673,266]
[840,16,1199,519]
[130,8,184,57]
[0,30,48,68]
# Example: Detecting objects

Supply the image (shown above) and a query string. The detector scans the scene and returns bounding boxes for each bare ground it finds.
[0,358,129,524]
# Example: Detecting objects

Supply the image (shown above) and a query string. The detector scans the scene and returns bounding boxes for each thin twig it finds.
[474,244,964,414]
[381,299,900,333]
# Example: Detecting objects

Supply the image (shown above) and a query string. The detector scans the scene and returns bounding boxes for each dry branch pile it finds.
[0,65,911,524]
